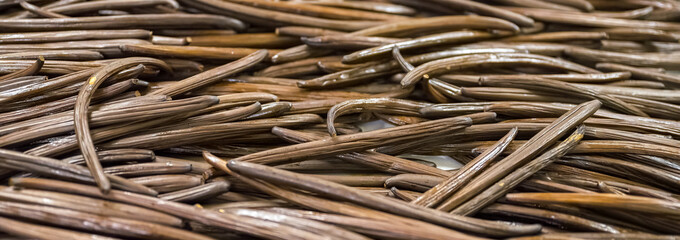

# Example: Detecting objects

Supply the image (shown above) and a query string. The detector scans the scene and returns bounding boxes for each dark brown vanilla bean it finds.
[326,98,430,136]
[120,44,279,61]
[452,126,585,215]
[0,149,156,196]
[597,62,680,86]
[19,1,68,18]
[0,56,43,81]
[74,57,171,193]
[421,0,534,27]
[343,30,504,63]
[481,204,627,233]
[0,30,151,43]
[505,192,680,216]
[10,178,336,240]
[180,0,380,31]
[188,33,299,48]
[479,76,648,117]
[299,48,521,89]
[255,56,340,78]
[412,128,517,207]
[130,174,203,193]
[148,49,267,97]
[38,0,180,16]
[272,127,452,177]
[0,216,116,240]
[0,201,215,240]
[226,0,409,21]
[436,100,600,211]
[0,95,217,147]
[204,152,527,239]
[303,35,404,50]
[305,1,416,15]
[501,31,607,42]
[159,178,230,202]
[230,114,475,165]
[508,7,680,31]
[104,162,192,177]
[566,47,680,70]
[0,186,181,226]
[225,159,542,237]
[63,148,155,165]
[276,26,345,37]
[100,114,323,150]
[400,53,599,88]
[496,0,580,11]
[0,14,245,32]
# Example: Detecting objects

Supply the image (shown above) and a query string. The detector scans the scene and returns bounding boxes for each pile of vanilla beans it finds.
[1,0,680,239]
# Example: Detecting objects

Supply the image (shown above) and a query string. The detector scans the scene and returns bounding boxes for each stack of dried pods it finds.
[1,0,680,239]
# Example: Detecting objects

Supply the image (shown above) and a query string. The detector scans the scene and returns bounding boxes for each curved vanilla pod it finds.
[226,160,542,238]
[74,57,171,193]
[509,7,680,31]
[452,125,585,215]
[272,127,452,177]
[0,56,43,81]
[411,128,517,208]
[400,53,599,88]
[436,100,601,212]
[392,47,473,102]
[148,49,267,97]
[326,98,430,136]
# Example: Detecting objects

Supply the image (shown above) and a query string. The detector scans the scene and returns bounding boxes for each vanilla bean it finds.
[436,100,600,211]
[411,128,517,207]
